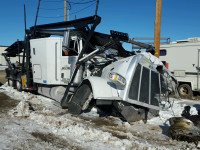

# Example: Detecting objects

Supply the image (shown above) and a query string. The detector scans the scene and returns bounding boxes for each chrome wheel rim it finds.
[179,87,189,96]
[16,81,21,90]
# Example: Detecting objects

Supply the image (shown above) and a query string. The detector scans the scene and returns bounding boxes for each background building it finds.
[0,46,8,65]
[0,46,19,66]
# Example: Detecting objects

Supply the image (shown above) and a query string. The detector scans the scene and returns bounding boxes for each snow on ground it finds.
[0,84,200,149]
[0,66,7,71]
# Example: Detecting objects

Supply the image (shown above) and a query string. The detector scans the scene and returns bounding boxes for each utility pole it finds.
[65,0,67,30]
[65,0,67,22]
[154,0,162,58]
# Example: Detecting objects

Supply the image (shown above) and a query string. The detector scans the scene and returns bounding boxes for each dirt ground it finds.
[0,92,82,149]
[0,71,6,84]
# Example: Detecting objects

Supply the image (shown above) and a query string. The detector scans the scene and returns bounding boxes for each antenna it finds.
[34,0,41,35]
[24,4,27,33]
[95,0,99,16]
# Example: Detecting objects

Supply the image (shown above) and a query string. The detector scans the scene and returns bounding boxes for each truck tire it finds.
[8,79,13,87]
[68,83,93,115]
[8,76,16,88]
[16,76,22,92]
[178,84,192,99]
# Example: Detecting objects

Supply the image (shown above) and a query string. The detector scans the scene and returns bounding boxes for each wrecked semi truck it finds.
[3,15,178,122]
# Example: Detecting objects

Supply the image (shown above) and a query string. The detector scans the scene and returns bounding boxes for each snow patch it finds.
[1,85,200,149]
[148,98,200,126]
[9,101,32,117]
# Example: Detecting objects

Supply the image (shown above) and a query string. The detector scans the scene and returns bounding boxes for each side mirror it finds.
[63,30,70,48]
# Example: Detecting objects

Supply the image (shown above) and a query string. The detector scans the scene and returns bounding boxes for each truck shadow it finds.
[159,122,171,137]
[193,104,200,111]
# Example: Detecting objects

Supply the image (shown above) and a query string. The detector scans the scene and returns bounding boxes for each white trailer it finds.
[160,37,200,98]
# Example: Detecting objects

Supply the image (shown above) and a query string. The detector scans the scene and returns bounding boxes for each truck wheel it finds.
[16,76,22,92]
[178,84,192,99]
[8,79,13,87]
[68,83,93,115]
[8,77,15,88]
[8,75,17,88]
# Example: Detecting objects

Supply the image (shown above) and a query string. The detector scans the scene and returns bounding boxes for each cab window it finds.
[62,40,79,56]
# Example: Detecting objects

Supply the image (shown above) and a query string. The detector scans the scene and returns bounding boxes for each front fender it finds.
[84,76,121,100]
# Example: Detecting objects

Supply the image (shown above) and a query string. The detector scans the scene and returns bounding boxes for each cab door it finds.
[60,38,81,85]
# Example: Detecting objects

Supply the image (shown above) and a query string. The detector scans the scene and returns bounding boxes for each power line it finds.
[40,5,71,11]
[38,1,96,19]
[38,15,64,18]
[40,7,64,10]
[69,0,96,4]
[40,0,92,11]
[42,0,96,4]
[70,2,96,15]
[41,0,69,3]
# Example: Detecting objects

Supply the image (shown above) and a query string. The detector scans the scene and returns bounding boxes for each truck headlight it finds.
[108,72,126,88]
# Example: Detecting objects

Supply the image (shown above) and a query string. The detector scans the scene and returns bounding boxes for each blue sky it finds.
[0,0,200,47]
